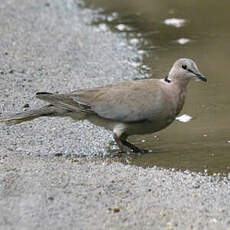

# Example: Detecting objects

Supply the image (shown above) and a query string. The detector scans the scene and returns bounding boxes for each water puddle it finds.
[80,0,230,175]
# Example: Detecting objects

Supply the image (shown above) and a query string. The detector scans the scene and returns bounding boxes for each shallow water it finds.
[81,0,230,174]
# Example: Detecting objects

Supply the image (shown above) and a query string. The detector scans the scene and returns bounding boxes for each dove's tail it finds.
[0,105,69,125]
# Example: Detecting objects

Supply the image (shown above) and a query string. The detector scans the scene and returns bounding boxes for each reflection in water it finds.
[175,38,190,45]
[81,0,230,175]
[163,18,186,28]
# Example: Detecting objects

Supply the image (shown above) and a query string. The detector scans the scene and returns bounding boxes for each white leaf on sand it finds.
[176,114,192,123]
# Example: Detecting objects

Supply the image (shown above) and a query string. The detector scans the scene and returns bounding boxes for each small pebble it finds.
[116,24,126,31]
[71,158,79,163]
[193,183,200,189]
[97,23,108,32]
[23,104,30,108]
[129,38,139,46]
[227,173,230,180]
[113,207,120,213]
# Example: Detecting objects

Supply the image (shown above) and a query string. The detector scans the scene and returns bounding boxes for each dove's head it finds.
[166,58,207,86]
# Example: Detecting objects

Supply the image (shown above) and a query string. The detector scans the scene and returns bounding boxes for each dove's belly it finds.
[87,114,175,136]
[124,118,175,136]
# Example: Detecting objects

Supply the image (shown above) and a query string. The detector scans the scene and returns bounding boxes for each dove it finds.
[0,58,207,153]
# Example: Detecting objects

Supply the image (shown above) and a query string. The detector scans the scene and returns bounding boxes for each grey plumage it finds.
[0,58,207,153]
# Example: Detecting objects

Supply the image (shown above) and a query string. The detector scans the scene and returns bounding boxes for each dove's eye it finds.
[182,64,187,70]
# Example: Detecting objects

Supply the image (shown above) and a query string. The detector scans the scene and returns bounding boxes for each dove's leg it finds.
[113,133,137,153]
[113,124,149,154]
[113,132,143,153]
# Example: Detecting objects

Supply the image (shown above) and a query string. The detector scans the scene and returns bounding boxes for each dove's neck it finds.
[167,72,190,90]
[161,76,188,116]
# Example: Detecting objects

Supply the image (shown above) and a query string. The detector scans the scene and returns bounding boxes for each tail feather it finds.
[1,91,94,125]
[0,105,69,125]
[36,92,93,113]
